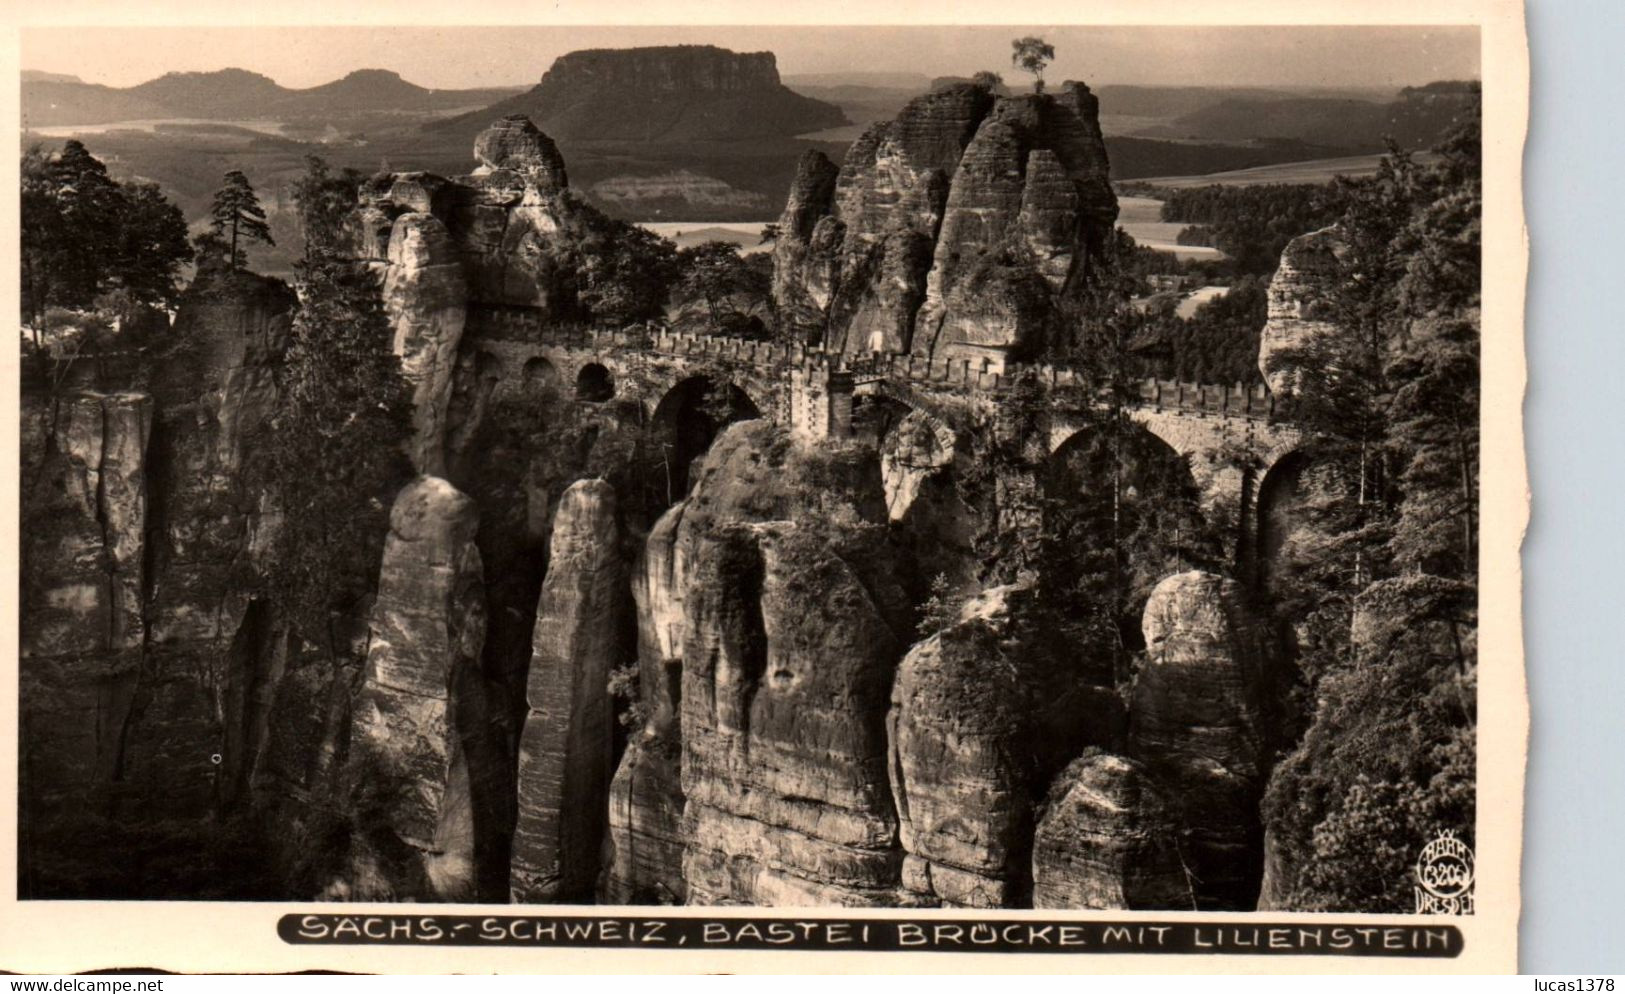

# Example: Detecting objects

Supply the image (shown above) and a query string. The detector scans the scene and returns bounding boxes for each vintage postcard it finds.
[0,0,1528,974]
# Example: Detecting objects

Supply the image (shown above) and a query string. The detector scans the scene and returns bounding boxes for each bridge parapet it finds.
[465,304,1282,427]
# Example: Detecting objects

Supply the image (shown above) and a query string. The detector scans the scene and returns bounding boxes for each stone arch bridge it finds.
[460,304,1302,568]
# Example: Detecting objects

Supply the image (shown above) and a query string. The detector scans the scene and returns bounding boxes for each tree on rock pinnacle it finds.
[1012,36,1056,94]
[208,169,274,269]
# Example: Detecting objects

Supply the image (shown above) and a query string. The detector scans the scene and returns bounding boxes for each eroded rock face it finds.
[888,585,1030,907]
[772,82,1117,363]
[879,409,957,522]
[607,420,920,906]
[20,391,152,659]
[889,584,1116,907]
[682,524,908,905]
[1031,752,1194,910]
[772,150,843,333]
[1257,225,1349,394]
[511,479,633,902]
[347,476,486,901]
[18,271,303,841]
[1129,570,1274,910]
[358,116,590,318]
[18,391,153,816]
[674,424,911,906]
[601,501,689,904]
[473,114,569,191]
[383,211,468,475]
[914,88,1116,361]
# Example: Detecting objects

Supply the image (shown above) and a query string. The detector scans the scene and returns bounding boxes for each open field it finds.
[1175,285,1229,318]
[1117,195,1226,259]
[636,221,774,254]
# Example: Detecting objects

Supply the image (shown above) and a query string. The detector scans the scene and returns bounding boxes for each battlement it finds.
[463,303,1281,424]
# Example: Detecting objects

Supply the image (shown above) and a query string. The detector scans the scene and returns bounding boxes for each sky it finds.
[21,25,1480,92]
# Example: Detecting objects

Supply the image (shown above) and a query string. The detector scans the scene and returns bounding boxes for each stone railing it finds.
[465,304,1278,421]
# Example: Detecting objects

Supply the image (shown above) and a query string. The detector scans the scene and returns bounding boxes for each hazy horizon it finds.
[22,25,1479,92]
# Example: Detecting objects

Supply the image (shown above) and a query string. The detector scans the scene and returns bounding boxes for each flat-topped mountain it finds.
[427,45,848,143]
[21,66,521,126]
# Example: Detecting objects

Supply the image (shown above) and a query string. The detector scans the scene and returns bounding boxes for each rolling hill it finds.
[21,67,523,127]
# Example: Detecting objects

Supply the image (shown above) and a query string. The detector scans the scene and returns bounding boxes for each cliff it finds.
[430,46,847,144]
[772,82,1117,364]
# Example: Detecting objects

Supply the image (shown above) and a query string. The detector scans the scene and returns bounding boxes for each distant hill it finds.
[1104,136,1359,182]
[21,66,522,126]
[429,46,848,144]
[125,68,287,119]
[1136,81,1477,151]
[780,71,932,90]
[22,80,176,127]
[1095,85,1391,119]
[21,70,84,84]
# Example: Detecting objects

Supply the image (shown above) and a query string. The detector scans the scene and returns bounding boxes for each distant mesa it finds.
[427,45,849,143]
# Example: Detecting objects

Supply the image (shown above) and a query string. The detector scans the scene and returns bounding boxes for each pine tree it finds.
[263,157,411,641]
[110,181,193,312]
[21,141,192,334]
[209,169,274,269]
[1260,100,1482,912]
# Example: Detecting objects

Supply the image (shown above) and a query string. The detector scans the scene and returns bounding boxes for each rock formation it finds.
[1128,570,1275,909]
[347,476,487,901]
[601,501,690,904]
[772,82,1117,364]
[673,423,912,905]
[1257,225,1349,394]
[433,46,847,144]
[473,114,569,188]
[889,584,1116,907]
[18,390,153,817]
[511,479,633,902]
[356,116,586,322]
[1031,751,1194,910]
[382,212,468,475]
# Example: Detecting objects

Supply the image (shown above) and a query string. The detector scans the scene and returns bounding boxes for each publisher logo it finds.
[1414,831,1475,914]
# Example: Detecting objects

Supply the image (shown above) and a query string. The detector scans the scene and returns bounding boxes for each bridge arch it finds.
[647,374,764,507]
[575,362,615,402]
[1044,419,1220,651]
[522,356,560,398]
[1253,447,1313,594]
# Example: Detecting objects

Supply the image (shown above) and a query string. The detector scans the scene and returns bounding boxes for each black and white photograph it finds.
[3,0,1531,974]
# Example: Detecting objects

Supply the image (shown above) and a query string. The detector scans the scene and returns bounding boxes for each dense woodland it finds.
[1260,115,1481,911]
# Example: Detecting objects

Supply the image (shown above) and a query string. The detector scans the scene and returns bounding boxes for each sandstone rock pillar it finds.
[602,500,690,904]
[1129,570,1273,909]
[383,212,468,477]
[19,391,153,814]
[511,479,632,902]
[1031,752,1195,909]
[347,476,486,901]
